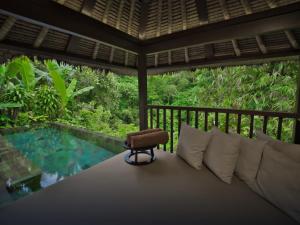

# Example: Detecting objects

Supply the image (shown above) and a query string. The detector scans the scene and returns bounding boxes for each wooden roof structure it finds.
[0,0,300,75]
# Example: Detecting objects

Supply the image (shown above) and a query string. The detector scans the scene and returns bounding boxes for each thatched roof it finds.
[0,0,300,74]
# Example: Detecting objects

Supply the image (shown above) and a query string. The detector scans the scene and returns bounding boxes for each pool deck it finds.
[0,135,42,189]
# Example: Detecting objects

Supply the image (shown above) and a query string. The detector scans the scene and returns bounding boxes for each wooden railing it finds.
[147,105,300,152]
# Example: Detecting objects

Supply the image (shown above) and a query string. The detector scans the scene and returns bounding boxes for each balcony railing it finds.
[147,105,300,153]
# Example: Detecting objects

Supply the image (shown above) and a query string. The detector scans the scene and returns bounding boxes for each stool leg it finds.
[150,148,154,159]
[135,150,138,163]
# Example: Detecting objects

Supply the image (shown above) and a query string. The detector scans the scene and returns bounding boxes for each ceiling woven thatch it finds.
[0,0,300,74]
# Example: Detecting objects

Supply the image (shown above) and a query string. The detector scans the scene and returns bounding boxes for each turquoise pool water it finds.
[1,127,118,205]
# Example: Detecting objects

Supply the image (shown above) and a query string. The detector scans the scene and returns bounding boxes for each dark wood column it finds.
[138,53,148,130]
[294,57,300,144]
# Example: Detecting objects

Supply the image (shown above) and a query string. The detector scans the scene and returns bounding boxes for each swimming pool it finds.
[0,125,123,206]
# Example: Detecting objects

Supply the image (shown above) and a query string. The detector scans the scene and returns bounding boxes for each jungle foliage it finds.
[0,56,299,144]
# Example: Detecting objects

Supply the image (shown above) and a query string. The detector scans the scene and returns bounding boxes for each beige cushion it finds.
[204,127,241,184]
[176,123,211,170]
[256,145,300,223]
[231,133,267,185]
[256,131,300,163]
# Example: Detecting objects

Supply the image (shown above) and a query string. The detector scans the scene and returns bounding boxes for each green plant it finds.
[34,85,60,118]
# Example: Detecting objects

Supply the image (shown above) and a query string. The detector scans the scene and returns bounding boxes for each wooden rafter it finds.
[265,0,278,8]
[219,0,230,20]
[92,42,100,59]
[81,0,97,16]
[0,0,140,53]
[143,2,300,54]
[154,53,158,67]
[156,0,162,37]
[195,0,209,25]
[124,51,129,66]
[284,30,299,49]
[116,0,125,30]
[33,27,49,48]
[0,16,16,41]
[184,48,189,63]
[127,0,136,35]
[102,0,113,24]
[66,36,81,53]
[180,0,187,30]
[231,39,241,56]
[139,0,150,40]
[255,35,268,54]
[167,0,173,34]
[240,0,252,14]
[109,47,115,63]
[0,42,137,75]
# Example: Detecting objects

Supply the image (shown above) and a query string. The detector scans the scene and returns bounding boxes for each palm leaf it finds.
[66,79,77,99]
[0,102,23,110]
[73,86,94,98]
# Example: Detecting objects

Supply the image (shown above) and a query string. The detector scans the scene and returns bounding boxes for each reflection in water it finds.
[2,127,116,206]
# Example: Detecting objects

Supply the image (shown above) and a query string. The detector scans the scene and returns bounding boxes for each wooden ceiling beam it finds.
[92,42,100,59]
[0,41,137,75]
[0,16,16,41]
[139,0,150,40]
[148,49,300,75]
[255,35,268,54]
[143,2,300,53]
[231,39,241,56]
[81,0,97,16]
[109,47,115,63]
[0,0,140,53]
[284,30,299,49]
[181,0,187,30]
[127,0,136,35]
[195,0,209,25]
[33,27,49,48]
[66,35,81,53]
[156,0,162,37]
[184,48,190,63]
[116,0,125,30]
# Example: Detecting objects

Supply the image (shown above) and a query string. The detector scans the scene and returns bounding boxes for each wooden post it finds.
[138,53,148,130]
[294,57,300,144]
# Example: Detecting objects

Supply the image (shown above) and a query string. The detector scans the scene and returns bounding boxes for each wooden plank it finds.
[102,0,112,23]
[156,0,162,37]
[138,53,148,130]
[285,30,299,49]
[81,0,97,16]
[143,3,300,53]
[167,0,173,34]
[33,27,49,48]
[139,0,150,39]
[0,42,137,75]
[0,16,16,41]
[124,51,129,66]
[195,0,209,25]
[168,51,172,65]
[109,47,115,63]
[92,42,100,59]
[184,48,190,63]
[154,53,158,67]
[127,0,136,35]
[0,0,140,53]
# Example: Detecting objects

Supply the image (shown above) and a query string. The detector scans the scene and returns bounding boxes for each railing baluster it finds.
[225,113,229,133]
[277,117,283,140]
[215,112,219,127]
[170,109,174,153]
[237,114,242,134]
[163,108,167,151]
[178,110,181,138]
[204,111,208,131]
[263,116,268,134]
[150,107,153,129]
[195,110,199,128]
[156,108,160,128]
[186,110,190,125]
[249,115,254,138]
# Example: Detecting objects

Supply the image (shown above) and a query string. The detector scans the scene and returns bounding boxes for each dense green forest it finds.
[0,56,299,144]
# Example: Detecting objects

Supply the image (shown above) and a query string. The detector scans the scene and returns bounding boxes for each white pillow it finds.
[176,123,211,170]
[256,131,300,163]
[256,145,300,223]
[204,127,240,184]
[231,133,267,185]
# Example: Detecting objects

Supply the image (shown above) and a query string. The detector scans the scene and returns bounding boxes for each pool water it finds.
[1,127,117,205]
